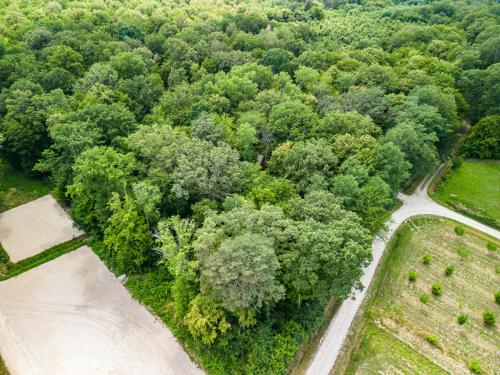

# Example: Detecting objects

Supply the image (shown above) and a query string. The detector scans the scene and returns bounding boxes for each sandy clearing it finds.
[0,194,84,262]
[0,246,204,375]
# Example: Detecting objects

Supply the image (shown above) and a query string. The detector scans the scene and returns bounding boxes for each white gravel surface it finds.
[306,167,500,375]
[0,246,204,375]
[0,195,84,262]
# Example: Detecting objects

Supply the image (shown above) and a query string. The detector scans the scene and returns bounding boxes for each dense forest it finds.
[0,0,498,373]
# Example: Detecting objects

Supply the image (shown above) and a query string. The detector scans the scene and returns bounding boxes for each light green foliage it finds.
[110,52,147,79]
[103,193,152,274]
[190,112,226,144]
[132,181,161,227]
[408,271,417,282]
[425,334,438,346]
[157,216,198,319]
[482,310,496,326]
[234,123,258,161]
[67,146,135,231]
[267,101,319,143]
[373,142,411,192]
[383,122,439,176]
[315,110,381,138]
[469,358,482,374]
[434,160,500,228]
[185,294,231,346]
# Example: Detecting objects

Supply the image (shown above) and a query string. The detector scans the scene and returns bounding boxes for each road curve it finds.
[305,166,500,375]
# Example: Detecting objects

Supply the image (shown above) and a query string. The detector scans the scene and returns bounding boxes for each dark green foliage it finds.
[495,291,500,305]
[482,310,496,326]
[431,283,443,296]
[454,226,465,236]
[457,314,468,325]
[445,265,454,276]
[462,116,500,159]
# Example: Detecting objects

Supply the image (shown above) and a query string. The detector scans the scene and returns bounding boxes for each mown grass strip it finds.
[0,236,88,281]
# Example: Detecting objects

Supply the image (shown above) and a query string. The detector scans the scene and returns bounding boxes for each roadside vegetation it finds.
[339,218,499,374]
[433,159,500,228]
[0,0,498,373]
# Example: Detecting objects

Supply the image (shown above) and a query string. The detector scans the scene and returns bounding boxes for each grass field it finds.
[342,218,499,375]
[0,158,49,212]
[432,160,500,229]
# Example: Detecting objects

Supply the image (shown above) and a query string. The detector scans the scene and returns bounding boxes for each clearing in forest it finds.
[433,159,500,228]
[344,218,499,374]
[0,195,84,262]
[0,246,203,375]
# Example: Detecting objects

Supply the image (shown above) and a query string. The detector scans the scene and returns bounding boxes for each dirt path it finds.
[305,166,500,375]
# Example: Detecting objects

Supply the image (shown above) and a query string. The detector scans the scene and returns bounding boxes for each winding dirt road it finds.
[305,167,500,375]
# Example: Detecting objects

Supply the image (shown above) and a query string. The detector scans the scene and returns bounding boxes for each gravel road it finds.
[305,167,500,375]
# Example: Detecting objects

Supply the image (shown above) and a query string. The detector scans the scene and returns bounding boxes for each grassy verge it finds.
[0,158,50,213]
[431,159,500,229]
[0,236,88,281]
[337,217,499,374]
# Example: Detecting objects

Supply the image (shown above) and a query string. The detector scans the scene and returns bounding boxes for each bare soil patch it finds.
[0,195,84,262]
[0,246,203,375]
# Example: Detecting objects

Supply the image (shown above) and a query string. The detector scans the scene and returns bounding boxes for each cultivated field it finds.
[0,246,203,375]
[433,160,500,228]
[343,218,499,374]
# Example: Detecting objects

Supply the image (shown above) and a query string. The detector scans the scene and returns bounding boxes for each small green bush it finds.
[457,245,470,258]
[469,358,481,374]
[431,283,443,296]
[457,314,468,325]
[408,271,417,282]
[495,290,500,305]
[483,310,496,326]
[420,293,429,304]
[445,265,454,276]
[422,254,432,265]
[454,226,465,236]
[486,241,497,251]
[426,334,438,346]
